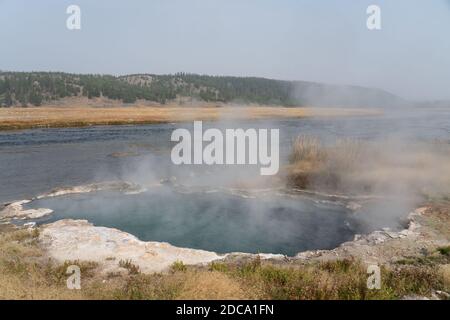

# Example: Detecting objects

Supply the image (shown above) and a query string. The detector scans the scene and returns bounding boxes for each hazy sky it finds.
[1,0,449,100]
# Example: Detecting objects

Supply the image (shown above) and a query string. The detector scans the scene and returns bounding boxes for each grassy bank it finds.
[0,106,380,131]
[0,226,448,300]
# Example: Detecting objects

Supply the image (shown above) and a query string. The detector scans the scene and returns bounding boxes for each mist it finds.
[1,0,450,101]
[38,100,435,255]
[1,0,449,256]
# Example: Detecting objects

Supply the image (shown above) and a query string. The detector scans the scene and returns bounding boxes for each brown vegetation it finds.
[0,106,380,131]
[286,136,367,192]
[0,226,448,300]
[286,135,450,196]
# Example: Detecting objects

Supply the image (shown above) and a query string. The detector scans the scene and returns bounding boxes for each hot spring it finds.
[25,186,369,256]
[3,114,441,256]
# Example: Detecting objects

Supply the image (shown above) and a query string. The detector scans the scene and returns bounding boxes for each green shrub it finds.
[170,260,187,273]
[437,246,450,256]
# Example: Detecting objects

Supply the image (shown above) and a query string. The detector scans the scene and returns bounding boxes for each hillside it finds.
[0,72,403,108]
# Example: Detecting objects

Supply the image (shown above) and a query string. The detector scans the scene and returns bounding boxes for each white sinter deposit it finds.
[36,181,143,199]
[39,219,224,273]
[0,181,143,221]
[0,200,53,220]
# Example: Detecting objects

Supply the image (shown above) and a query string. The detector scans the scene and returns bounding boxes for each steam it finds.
[290,81,408,109]
[53,102,449,253]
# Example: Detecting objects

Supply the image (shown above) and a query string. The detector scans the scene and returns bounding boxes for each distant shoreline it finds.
[0,105,381,131]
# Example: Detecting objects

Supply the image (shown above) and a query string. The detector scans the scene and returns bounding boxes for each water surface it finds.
[2,109,449,254]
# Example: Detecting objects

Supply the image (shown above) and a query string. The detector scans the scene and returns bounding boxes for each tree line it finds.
[0,72,299,107]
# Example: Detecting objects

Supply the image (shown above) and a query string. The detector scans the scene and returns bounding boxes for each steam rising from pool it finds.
[5,114,444,256]
[25,185,408,256]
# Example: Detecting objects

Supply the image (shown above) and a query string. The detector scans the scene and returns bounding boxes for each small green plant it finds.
[171,260,187,273]
[437,246,450,256]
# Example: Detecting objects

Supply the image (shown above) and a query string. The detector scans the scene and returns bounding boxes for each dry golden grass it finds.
[440,264,450,288]
[289,135,326,163]
[287,135,450,196]
[0,229,84,299]
[1,225,448,300]
[177,271,253,300]
[0,106,380,130]
[0,228,253,300]
[286,136,363,191]
[209,258,449,300]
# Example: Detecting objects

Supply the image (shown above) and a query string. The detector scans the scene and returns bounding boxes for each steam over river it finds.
[1,108,449,254]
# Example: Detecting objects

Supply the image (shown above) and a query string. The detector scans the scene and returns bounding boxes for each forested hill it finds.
[0,72,403,108]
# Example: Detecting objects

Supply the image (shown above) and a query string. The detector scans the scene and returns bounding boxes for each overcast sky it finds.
[0,0,449,101]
